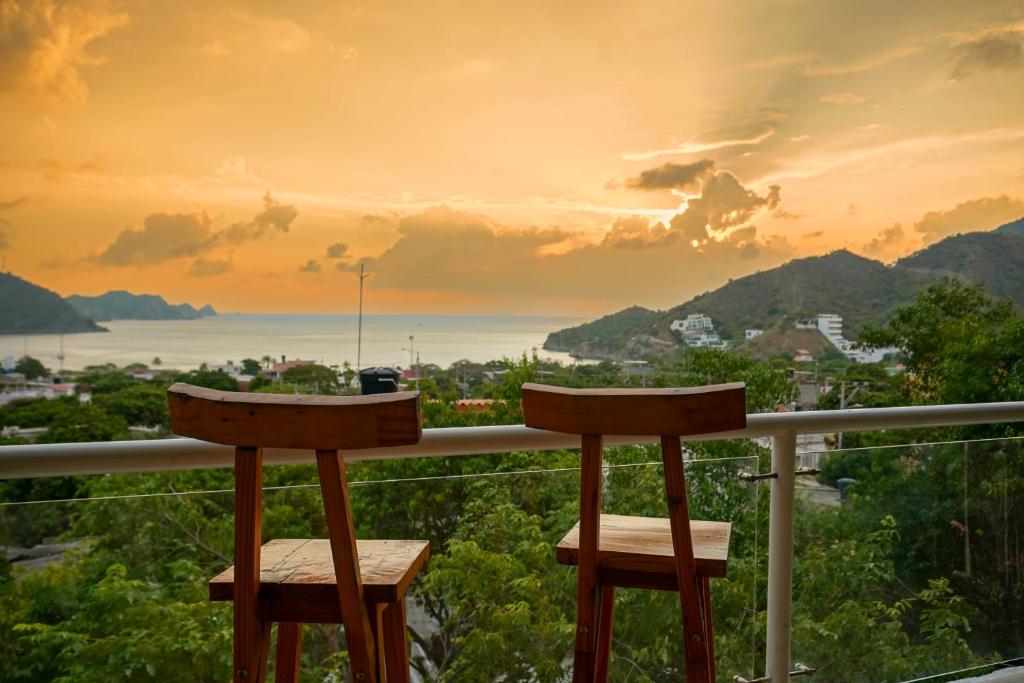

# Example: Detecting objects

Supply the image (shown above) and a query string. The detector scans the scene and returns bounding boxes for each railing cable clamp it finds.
[733,663,817,682]
[737,467,820,483]
[737,471,777,482]
[794,466,821,477]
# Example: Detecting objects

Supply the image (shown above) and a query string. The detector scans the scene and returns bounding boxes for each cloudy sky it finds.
[0,0,1022,315]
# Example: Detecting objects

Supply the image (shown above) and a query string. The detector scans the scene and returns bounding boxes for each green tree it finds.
[247,375,273,392]
[655,347,797,412]
[240,359,262,376]
[36,404,130,443]
[174,370,239,392]
[72,365,138,395]
[420,501,572,682]
[13,356,48,380]
[861,279,1024,410]
[0,396,78,429]
[93,385,170,428]
[281,364,339,395]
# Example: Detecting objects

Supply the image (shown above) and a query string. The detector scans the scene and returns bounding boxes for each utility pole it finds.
[837,381,868,449]
[356,263,368,373]
[405,335,417,390]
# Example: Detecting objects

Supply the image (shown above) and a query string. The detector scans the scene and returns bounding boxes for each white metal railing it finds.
[3,400,1024,683]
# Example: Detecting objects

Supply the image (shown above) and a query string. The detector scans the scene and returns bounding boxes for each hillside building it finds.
[794,313,897,364]
[670,313,727,349]
[669,313,714,335]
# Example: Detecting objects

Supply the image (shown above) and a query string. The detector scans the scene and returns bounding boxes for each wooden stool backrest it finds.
[167,383,422,683]
[521,382,746,674]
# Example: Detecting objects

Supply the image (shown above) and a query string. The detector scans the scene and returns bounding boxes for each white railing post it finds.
[766,430,797,682]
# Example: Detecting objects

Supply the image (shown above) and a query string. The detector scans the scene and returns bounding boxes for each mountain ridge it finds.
[0,273,106,335]
[545,219,1024,360]
[65,290,218,322]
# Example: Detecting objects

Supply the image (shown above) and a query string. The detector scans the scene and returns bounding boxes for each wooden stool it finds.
[168,383,429,683]
[521,382,747,683]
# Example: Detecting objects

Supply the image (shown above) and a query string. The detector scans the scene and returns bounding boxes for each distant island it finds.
[65,291,218,322]
[0,274,220,335]
[0,273,106,335]
[545,217,1024,360]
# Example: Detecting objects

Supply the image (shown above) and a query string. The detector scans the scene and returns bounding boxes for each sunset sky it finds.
[1,0,1022,315]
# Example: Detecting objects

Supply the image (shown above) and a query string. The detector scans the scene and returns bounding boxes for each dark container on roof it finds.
[358,367,401,395]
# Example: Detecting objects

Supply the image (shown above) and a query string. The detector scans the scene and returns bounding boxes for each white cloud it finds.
[623,129,775,162]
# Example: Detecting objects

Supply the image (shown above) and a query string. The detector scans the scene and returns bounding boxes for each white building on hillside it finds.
[794,313,897,364]
[745,329,764,340]
[670,313,727,349]
[816,314,844,343]
[686,333,727,349]
[670,313,714,335]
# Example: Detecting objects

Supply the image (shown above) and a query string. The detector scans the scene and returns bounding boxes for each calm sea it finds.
[0,314,586,372]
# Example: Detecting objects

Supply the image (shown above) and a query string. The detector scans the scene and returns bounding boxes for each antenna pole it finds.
[356,263,368,373]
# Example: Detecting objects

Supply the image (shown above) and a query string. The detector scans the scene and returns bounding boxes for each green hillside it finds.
[0,273,106,335]
[898,231,1024,304]
[738,327,839,361]
[544,222,1024,360]
[655,249,935,339]
[994,216,1024,237]
[544,306,660,357]
[66,290,217,321]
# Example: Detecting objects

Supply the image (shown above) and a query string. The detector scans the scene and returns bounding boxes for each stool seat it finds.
[556,515,730,586]
[210,539,430,622]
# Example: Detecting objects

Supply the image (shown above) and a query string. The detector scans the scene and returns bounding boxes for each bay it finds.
[0,314,586,372]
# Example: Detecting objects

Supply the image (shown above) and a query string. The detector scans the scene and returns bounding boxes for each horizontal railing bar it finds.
[1,401,1023,480]
[0,455,761,507]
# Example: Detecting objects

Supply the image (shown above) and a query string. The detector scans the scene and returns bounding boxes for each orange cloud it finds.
[94,194,297,266]
[623,159,715,192]
[345,168,791,309]
[950,29,1023,80]
[187,257,232,277]
[914,195,1024,242]
[861,223,911,261]
[0,0,129,105]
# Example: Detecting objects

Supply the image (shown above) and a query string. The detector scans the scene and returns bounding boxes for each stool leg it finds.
[253,618,272,682]
[700,576,715,683]
[594,585,615,683]
[275,623,302,683]
[573,433,604,683]
[234,448,270,682]
[572,584,599,682]
[382,600,411,683]
[369,603,388,682]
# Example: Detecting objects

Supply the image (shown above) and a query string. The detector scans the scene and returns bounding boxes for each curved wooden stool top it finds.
[521,382,746,436]
[168,383,425,683]
[167,382,422,449]
[522,382,746,683]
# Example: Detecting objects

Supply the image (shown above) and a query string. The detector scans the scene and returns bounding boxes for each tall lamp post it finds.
[355,263,369,374]
[402,335,418,390]
[837,380,870,449]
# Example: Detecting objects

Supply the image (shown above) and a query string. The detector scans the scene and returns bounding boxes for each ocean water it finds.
[0,314,586,372]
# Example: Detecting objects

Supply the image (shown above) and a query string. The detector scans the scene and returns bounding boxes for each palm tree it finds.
[261,355,273,370]
[152,357,162,367]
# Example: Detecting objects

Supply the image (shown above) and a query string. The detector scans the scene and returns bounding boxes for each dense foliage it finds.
[0,280,1021,681]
